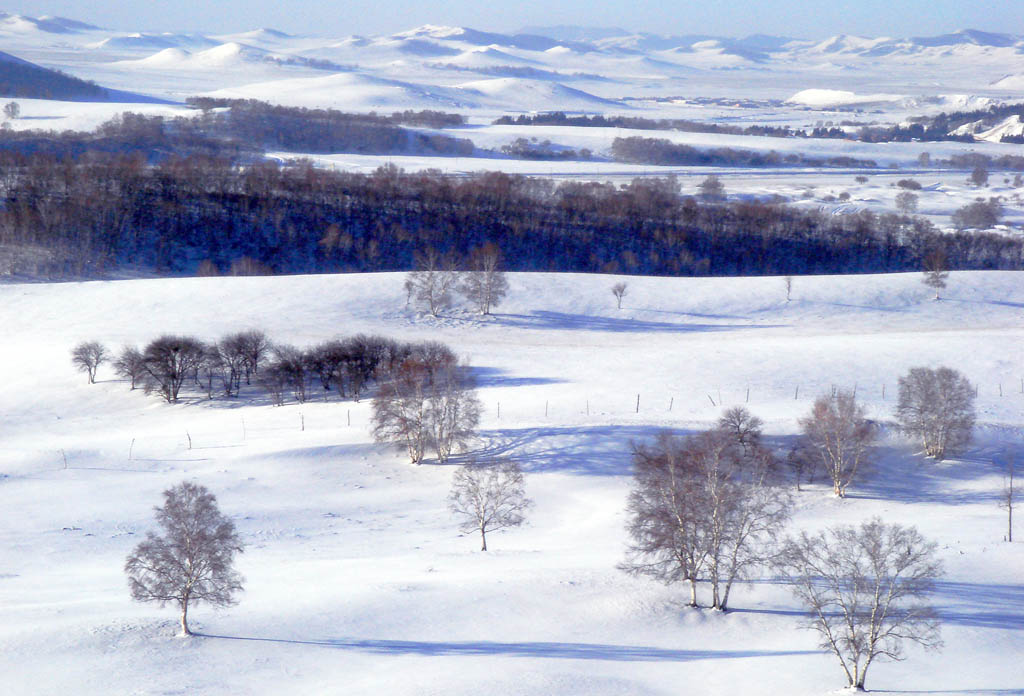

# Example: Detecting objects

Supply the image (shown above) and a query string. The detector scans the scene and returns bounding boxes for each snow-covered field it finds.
[2,271,1023,695]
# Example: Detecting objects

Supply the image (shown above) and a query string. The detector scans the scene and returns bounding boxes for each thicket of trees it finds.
[80,331,470,413]
[5,154,1023,281]
[610,136,877,169]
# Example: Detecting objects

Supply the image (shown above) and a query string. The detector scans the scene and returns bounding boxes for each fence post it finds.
[129,438,135,461]
[669,397,674,412]
[636,394,640,413]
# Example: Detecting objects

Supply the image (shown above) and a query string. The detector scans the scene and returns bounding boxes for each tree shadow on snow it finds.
[470,366,566,389]
[493,310,784,334]
[196,633,814,661]
[843,441,1011,506]
[472,424,694,476]
[931,581,1024,632]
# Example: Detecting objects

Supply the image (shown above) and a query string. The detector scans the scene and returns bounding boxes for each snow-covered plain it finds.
[2,271,1023,695]
[1,13,1022,230]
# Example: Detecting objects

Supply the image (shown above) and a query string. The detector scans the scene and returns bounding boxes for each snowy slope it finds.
[1,271,1023,695]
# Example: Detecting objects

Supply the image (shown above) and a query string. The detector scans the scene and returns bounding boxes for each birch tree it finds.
[774,518,942,690]
[448,459,531,551]
[799,390,874,497]
[895,366,974,460]
[125,481,244,636]
[459,242,509,315]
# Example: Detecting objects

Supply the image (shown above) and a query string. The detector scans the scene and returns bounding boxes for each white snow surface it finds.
[1,270,1023,695]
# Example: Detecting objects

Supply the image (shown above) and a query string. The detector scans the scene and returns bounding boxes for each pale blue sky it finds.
[9,1,1024,39]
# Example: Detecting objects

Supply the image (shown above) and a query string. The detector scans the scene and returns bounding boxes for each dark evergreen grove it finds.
[2,150,1022,279]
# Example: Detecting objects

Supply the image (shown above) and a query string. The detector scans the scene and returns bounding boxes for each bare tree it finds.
[799,390,874,497]
[969,164,989,187]
[774,518,943,691]
[895,191,918,215]
[922,248,949,300]
[1000,453,1016,542]
[125,481,244,636]
[267,344,310,403]
[71,341,107,384]
[459,242,509,315]
[718,406,763,458]
[234,329,270,385]
[427,362,482,463]
[621,432,709,607]
[448,459,532,551]
[784,275,793,301]
[113,345,146,390]
[371,358,433,464]
[407,247,458,317]
[611,281,628,309]
[698,175,725,202]
[621,429,789,610]
[372,351,479,464]
[3,101,19,120]
[895,366,975,460]
[141,335,206,403]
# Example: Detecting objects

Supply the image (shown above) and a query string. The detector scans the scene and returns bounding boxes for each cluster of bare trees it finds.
[785,367,974,497]
[623,404,945,689]
[621,407,791,610]
[405,243,509,317]
[370,347,481,464]
[75,331,473,411]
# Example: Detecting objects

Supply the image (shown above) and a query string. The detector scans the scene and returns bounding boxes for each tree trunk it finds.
[180,601,191,636]
[687,578,697,607]
[480,527,487,551]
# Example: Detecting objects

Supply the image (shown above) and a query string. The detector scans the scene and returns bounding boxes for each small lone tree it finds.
[3,101,19,120]
[922,248,949,300]
[459,242,509,315]
[775,518,943,691]
[611,281,628,309]
[71,341,107,384]
[698,175,725,202]
[448,459,532,551]
[1000,453,1016,542]
[895,191,918,215]
[407,247,458,317]
[113,345,146,390]
[969,164,989,187]
[783,275,793,301]
[125,482,244,636]
[895,366,975,460]
[799,390,874,497]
